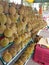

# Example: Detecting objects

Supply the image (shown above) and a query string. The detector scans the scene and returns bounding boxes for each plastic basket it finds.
[33,44,49,65]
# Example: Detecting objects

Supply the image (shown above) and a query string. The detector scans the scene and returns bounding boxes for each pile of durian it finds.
[14,43,36,65]
[0,1,47,47]
[0,2,31,47]
[2,37,31,63]
[0,1,47,63]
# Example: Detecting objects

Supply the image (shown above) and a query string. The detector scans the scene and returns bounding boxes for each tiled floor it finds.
[26,59,40,65]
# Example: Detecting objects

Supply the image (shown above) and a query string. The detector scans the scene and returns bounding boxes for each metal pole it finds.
[21,0,23,5]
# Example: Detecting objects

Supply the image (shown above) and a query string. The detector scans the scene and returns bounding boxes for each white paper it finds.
[10,0,21,4]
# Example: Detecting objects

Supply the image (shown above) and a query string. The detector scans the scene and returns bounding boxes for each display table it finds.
[37,27,49,38]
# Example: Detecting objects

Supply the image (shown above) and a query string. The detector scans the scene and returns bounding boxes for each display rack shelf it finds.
[0,38,33,65]
[24,51,34,65]
[0,42,13,53]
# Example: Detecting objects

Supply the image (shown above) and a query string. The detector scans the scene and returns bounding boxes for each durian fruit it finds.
[3,50,12,63]
[19,15,23,22]
[15,13,19,21]
[13,43,36,65]
[17,44,22,51]
[19,5,25,15]
[24,51,30,58]
[0,24,6,34]
[10,14,17,23]
[10,43,18,51]
[17,22,23,33]
[6,24,11,29]
[17,60,24,65]
[9,6,16,15]
[14,37,22,45]
[20,54,27,63]
[6,15,12,25]
[21,40,26,47]
[15,60,20,65]
[24,32,31,38]
[27,23,33,32]
[23,37,31,45]
[9,47,17,57]
[13,33,18,39]
[25,43,36,56]
[26,46,33,54]
[21,42,25,48]
[0,5,4,13]
[0,38,9,47]
[4,28,13,37]
[10,23,17,34]
[17,31,22,36]
[21,37,31,48]
[8,36,14,43]
[22,21,28,30]
[0,13,7,24]
[21,34,26,42]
